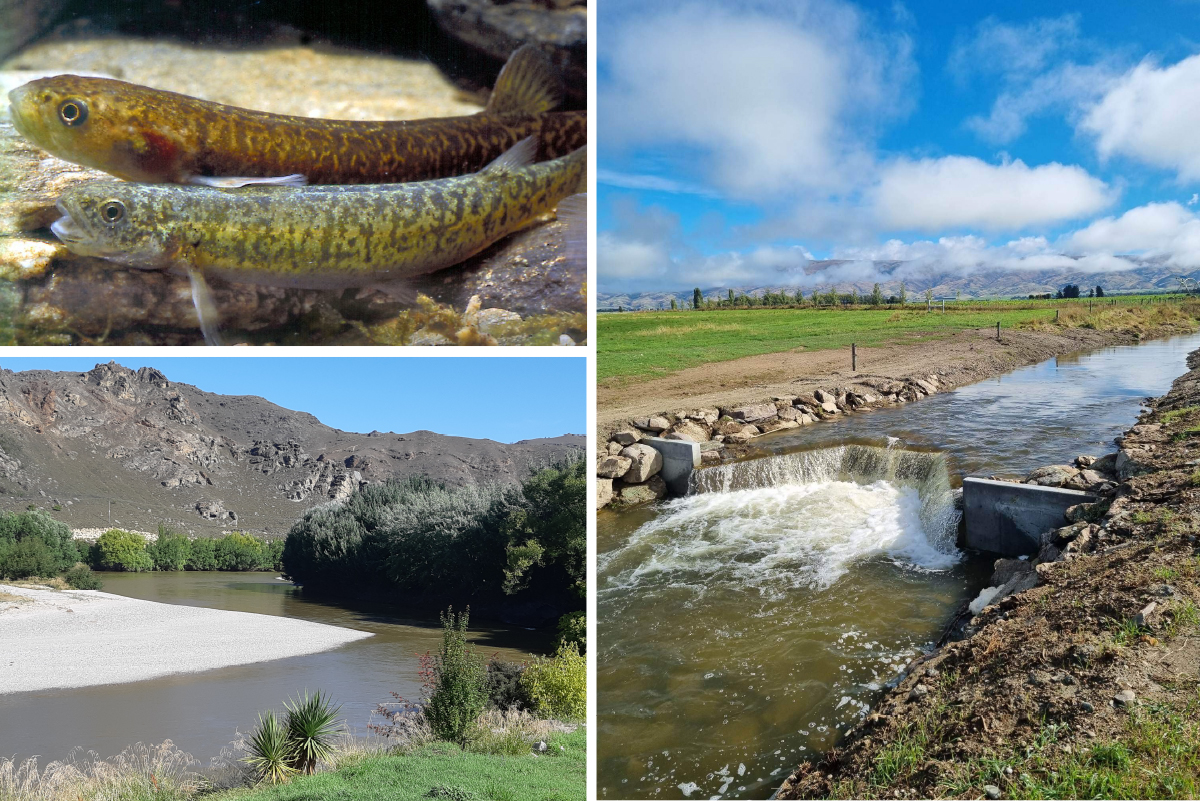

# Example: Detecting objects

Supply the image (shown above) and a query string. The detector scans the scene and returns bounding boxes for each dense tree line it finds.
[280,458,585,616]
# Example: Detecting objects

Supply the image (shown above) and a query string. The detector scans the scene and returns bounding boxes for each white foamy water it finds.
[600,478,958,600]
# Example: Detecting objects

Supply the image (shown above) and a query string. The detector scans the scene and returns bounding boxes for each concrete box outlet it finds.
[962,476,1096,556]
[642,437,701,496]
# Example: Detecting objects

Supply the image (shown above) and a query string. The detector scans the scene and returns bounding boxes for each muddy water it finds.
[597,332,1200,800]
[0,571,549,761]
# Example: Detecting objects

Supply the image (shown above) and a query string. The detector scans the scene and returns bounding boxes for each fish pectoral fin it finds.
[486,44,564,115]
[188,174,308,188]
[367,281,419,306]
[556,193,587,274]
[483,136,537,176]
[185,266,225,346]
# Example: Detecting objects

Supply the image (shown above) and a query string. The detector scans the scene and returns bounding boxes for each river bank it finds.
[0,582,372,694]
[598,304,1199,436]
[776,347,1200,799]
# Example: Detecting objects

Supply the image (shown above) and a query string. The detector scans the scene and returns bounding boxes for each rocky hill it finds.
[0,362,583,536]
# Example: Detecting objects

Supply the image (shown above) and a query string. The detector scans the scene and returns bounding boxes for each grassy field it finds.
[216,728,586,801]
[597,295,1195,382]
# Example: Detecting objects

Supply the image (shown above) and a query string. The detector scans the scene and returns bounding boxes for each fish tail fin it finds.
[486,44,563,115]
[556,192,587,274]
[483,135,537,175]
[186,266,225,346]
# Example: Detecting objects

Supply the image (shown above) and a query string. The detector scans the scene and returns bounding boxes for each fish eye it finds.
[100,200,125,224]
[58,99,88,127]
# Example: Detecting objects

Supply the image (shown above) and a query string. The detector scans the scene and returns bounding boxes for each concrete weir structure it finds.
[641,437,700,495]
[962,477,1096,556]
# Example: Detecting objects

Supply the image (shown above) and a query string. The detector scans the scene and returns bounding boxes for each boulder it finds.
[777,406,802,421]
[814,389,835,404]
[1025,464,1079,487]
[617,475,667,505]
[667,420,710,442]
[607,441,623,455]
[620,444,663,483]
[1075,455,1097,468]
[701,450,722,464]
[698,440,723,452]
[684,408,719,425]
[729,403,778,423]
[632,415,671,433]
[724,429,757,444]
[715,420,754,436]
[1115,448,1152,479]
[1092,452,1118,475]
[1065,469,1107,491]
[597,478,613,509]
[596,455,632,479]
[820,401,839,414]
[912,378,937,395]
[759,418,799,433]
[611,429,641,446]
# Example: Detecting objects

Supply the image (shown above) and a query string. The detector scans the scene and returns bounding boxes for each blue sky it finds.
[599,0,1200,293]
[0,358,585,441]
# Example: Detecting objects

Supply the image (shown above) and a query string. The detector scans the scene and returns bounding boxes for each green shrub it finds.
[0,508,78,578]
[281,457,584,607]
[1,537,56,579]
[486,659,531,711]
[148,529,191,571]
[520,642,586,721]
[556,611,585,653]
[425,608,489,747]
[64,562,103,590]
[215,532,267,571]
[95,529,153,572]
[186,537,218,570]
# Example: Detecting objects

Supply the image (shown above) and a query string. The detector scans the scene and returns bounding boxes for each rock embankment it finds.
[777,350,1200,800]
[597,375,947,508]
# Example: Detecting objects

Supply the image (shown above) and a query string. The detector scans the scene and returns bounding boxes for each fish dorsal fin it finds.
[486,44,563,115]
[483,136,537,175]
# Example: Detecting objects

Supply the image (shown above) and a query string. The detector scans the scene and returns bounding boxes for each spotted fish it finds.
[8,46,585,186]
[50,138,586,344]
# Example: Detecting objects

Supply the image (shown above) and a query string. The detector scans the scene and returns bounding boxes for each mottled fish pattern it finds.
[8,46,585,184]
[52,141,586,289]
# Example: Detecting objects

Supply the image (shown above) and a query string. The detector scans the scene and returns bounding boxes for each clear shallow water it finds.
[598,332,1200,800]
[0,572,548,761]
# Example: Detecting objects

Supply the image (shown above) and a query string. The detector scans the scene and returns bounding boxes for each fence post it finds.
[1055,309,1060,322]
[852,342,857,372]
[996,322,1000,341]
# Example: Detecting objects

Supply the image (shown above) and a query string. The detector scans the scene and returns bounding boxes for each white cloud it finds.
[948,14,1082,82]
[949,15,1123,144]
[835,235,1136,277]
[873,156,1115,231]
[596,169,720,198]
[1064,202,1200,263]
[1081,54,1200,181]
[599,0,914,197]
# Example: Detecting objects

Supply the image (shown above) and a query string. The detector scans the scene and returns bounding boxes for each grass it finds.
[597,295,1200,382]
[215,727,585,801]
[0,590,27,603]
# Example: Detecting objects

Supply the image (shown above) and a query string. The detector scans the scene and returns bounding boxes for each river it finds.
[597,331,1200,800]
[0,571,549,761]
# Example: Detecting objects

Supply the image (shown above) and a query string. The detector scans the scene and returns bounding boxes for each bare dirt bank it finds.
[776,348,1200,800]
[598,325,1181,438]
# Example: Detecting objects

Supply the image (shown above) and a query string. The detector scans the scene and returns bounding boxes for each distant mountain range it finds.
[599,259,1200,310]
[0,362,583,536]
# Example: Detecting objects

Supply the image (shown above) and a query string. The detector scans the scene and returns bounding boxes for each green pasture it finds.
[597,295,1187,382]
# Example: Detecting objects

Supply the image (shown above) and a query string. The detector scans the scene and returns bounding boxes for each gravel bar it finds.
[0,583,373,694]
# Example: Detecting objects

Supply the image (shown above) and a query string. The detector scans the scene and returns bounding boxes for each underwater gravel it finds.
[0,583,373,694]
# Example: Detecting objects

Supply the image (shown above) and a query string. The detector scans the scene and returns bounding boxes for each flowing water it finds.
[0,571,549,761]
[597,332,1200,800]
